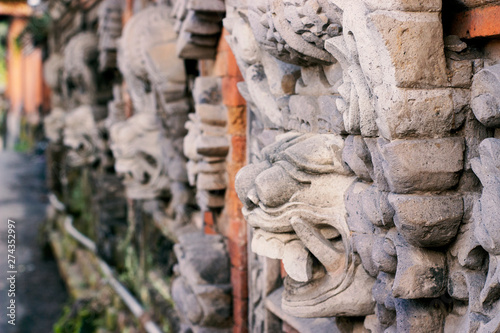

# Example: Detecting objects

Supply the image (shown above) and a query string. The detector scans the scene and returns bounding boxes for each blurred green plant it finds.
[53,300,105,333]
[14,116,34,152]
[16,12,51,48]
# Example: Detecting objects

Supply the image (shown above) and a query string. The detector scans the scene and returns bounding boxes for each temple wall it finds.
[38,0,500,332]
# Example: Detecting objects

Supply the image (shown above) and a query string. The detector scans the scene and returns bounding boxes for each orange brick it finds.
[123,0,134,25]
[213,50,229,77]
[227,106,247,136]
[228,217,247,243]
[225,186,244,220]
[204,225,217,235]
[233,296,249,330]
[451,5,500,39]
[234,324,249,333]
[227,48,243,79]
[204,211,215,227]
[218,29,231,53]
[281,260,287,278]
[228,238,248,269]
[231,136,247,165]
[231,267,249,299]
[223,76,246,107]
[283,322,300,333]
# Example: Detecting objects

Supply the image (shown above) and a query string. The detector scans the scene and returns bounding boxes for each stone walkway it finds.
[0,151,67,332]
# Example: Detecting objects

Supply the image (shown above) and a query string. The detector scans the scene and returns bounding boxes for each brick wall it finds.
[214,28,249,333]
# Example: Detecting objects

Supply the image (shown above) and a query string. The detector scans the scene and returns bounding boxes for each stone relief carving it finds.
[172,233,232,332]
[43,53,66,144]
[109,112,170,200]
[184,77,228,210]
[236,133,375,317]
[97,0,123,71]
[116,4,193,225]
[228,0,500,331]
[172,0,225,59]
[62,32,101,108]
[63,105,101,167]
[61,32,110,168]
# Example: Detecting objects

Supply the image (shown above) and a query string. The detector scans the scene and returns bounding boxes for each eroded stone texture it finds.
[60,32,111,167]
[97,0,122,71]
[43,53,66,145]
[172,0,225,59]
[63,105,102,167]
[184,77,229,210]
[471,64,500,128]
[227,0,500,330]
[172,233,232,332]
[110,113,170,199]
[116,4,193,225]
[235,133,375,318]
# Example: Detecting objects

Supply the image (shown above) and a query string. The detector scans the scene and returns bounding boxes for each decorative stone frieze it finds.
[236,133,375,317]
[173,0,225,59]
[43,53,66,145]
[63,105,101,167]
[228,0,500,331]
[61,32,111,167]
[172,233,232,332]
[184,77,229,210]
[109,112,170,199]
[116,4,193,225]
[97,0,123,71]
[62,32,101,108]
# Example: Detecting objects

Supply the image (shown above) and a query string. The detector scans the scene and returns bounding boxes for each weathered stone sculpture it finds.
[236,133,375,317]
[117,4,192,225]
[172,0,225,59]
[63,105,100,167]
[228,0,497,331]
[184,77,228,210]
[110,112,170,199]
[43,53,66,144]
[97,0,122,71]
[62,32,101,108]
[62,32,110,167]
[172,233,232,332]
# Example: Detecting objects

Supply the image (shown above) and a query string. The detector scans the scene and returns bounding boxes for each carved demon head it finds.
[63,105,99,167]
[109,113,170,199]
[235,133,375,317]
[247,0,342,66]
[63,32,100,108]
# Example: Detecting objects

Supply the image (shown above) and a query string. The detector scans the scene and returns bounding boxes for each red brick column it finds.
[214,29,249,333]
[450,5,500,39]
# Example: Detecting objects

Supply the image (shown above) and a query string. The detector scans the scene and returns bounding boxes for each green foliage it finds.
[67,168,95,240]
[16,12,51,48]
[14,116,34,153]
[53,301,105,333]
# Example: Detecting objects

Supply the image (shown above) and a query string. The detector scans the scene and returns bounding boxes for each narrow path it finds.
[0,151,68,332]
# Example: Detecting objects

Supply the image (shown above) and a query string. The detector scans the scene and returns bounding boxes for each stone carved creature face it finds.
[247,0,342,66]
[44,107,66,144]
[236,132,375,317]
[63,105,99,167]
[63,32,99,108]
[110,113,170,199]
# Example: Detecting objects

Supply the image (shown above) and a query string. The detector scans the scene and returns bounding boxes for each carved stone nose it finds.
[247,188,259,206]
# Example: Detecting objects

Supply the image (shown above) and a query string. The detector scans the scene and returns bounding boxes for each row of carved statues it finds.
[42,0,500,332]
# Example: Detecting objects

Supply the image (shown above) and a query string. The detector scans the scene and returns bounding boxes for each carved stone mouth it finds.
[243,203,338,233]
